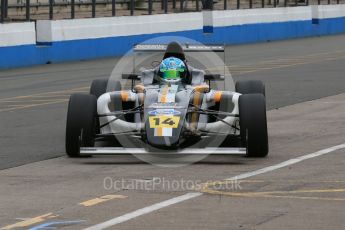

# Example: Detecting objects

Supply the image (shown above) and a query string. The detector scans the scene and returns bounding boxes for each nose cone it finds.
[144,107,186,148]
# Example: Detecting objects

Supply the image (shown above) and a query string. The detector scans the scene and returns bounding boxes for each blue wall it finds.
[1,17,345,69]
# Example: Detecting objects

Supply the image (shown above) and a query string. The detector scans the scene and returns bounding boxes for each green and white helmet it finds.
[159,57,186,83]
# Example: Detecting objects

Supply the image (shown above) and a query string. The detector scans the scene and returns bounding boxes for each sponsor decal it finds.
[149,102,183,108]
[134,44,167,51]
[148,109,181,116]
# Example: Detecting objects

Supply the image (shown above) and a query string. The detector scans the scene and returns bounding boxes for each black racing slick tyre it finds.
[239,94,268,157]
[90,79,122,99]
[65,93,97,157]
[235,80,265,96]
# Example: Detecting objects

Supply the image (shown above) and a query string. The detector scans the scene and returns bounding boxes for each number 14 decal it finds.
[149,116,180,128]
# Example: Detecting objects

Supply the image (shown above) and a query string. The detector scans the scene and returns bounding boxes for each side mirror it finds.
[122,74,140,80]
[204,74,224,81]
[122,74,140,91]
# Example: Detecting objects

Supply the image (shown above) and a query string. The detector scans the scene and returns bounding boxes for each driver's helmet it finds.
[159,57,186,84]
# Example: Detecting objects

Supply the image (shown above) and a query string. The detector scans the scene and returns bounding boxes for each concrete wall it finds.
[311,5,345,36]
[0,22,42,68]
[312,4,345,19]
[36,13,203,43]
[0,22,36,47]
[1,5,345,69]
[214,6,311,27]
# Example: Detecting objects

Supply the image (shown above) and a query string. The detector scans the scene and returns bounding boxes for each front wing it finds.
[79,147,246,155]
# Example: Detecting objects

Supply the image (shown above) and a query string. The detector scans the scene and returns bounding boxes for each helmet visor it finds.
[162,69,181,79]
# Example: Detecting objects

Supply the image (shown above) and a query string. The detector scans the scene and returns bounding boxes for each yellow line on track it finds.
[0,213,58,230]
[0,99,69,112]
[257,194,345,202]
[79,195,128,207]
[0,194,127,229]
[2,49,345,112]
[0,87,89,102]
[199,179,345,201]
[207,188,345,197]
[0,99,68,103]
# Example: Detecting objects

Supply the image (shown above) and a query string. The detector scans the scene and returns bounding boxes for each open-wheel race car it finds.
[65,42,268,159]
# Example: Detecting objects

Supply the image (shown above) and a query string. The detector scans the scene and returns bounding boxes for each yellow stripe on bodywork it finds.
[190,91,201,130]
[156,127,163,136]
[159,85,169,103]
[156,85,170,136]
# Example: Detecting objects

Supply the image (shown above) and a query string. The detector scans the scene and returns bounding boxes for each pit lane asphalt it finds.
[1,34,345,229]
[0,93,344,229]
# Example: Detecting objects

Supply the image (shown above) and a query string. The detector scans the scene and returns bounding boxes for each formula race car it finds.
[65,42,268,159]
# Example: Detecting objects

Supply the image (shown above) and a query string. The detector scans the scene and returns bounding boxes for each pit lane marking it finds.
[208,50,345,75]
[1,99,68,103]
[84,143,345,230]
[0,194,126,229]
[84,192,202,230]
[79,194,128,207]
[0,99,69,112]
[0,213,58,230]
[2,50,345,111]
[199,180,345,201]
[256,195,345,201]
[229,56,345,75]
[0,87,88,112]
[0,87,89,102]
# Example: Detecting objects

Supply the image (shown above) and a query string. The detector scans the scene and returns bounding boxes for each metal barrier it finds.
[0,0,344,23]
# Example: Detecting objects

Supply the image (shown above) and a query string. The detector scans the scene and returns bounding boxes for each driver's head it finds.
[159,57,186,84]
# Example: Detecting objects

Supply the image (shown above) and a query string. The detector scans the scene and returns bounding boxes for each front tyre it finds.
[90,79,122,99]
[65,93,97,157]
[239,94,268,157]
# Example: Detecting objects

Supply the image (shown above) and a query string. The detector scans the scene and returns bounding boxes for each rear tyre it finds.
[65,93,97,157]
[235,80,265,96]
[90,79,121,99]
[239,94,268,157]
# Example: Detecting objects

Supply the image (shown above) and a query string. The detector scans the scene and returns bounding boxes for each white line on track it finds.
[227,143,345,181]
[83,193,202,230]
[84,143,345,230]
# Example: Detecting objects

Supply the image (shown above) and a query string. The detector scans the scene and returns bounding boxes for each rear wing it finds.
[133,44,224,52]
[131,43,229,90]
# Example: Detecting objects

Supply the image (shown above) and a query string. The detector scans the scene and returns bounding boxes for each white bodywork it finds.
[97,89,241,135]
